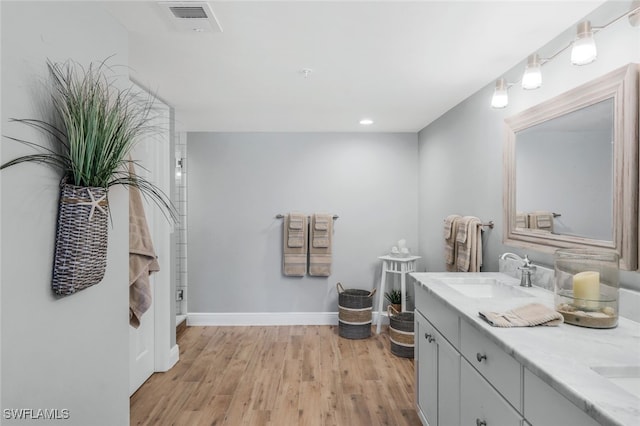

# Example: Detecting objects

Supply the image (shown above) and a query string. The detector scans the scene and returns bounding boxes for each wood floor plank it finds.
[131,325,419,426]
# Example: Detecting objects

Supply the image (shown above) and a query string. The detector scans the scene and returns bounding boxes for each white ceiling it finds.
[104,1,606,132]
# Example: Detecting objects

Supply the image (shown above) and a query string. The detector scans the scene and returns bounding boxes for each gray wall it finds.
[187,132,419,313]
[1,2,130,425]
[417,0,640,290]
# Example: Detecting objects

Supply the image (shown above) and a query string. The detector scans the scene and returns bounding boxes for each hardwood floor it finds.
[130,325,421,426]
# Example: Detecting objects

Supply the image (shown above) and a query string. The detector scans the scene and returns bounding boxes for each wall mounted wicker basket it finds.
[51,181,109,295]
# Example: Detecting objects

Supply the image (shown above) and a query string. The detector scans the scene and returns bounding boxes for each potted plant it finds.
[385,289,403,313]
[1,58,176,295]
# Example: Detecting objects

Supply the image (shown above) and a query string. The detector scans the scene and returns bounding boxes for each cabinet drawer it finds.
[415,284,459,348]
[461,360,523,426]
[523,368,599,426]
[460,320,522,412]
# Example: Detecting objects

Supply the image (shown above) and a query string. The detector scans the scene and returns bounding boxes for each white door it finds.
[129,98,171,395]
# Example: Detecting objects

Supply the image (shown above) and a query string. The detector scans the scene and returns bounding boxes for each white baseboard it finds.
[187,311,390,326]
[167,344,179,369]
[154,343,180,372]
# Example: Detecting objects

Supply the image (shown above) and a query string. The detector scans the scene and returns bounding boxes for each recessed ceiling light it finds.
[359,119,374,125]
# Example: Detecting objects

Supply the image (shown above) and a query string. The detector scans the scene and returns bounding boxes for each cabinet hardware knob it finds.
[476,353,487,362]
[476,419,487,426]
[424,333,435,343]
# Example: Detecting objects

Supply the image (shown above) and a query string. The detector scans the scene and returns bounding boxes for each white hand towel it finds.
[129,162,160,328]
[444,215,461,271]
[479,303,564,327]
[456,216,482,272]
[309,213,333,276]
[283,213,308,276]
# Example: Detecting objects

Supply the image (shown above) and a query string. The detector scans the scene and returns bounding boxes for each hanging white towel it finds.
[309,213,333,276]
[129,162,160,328]
[283,213,308,276]
[455,216,483,272]
[444,215,461,271]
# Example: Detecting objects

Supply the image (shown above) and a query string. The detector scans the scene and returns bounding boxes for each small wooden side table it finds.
[375,255,421,334]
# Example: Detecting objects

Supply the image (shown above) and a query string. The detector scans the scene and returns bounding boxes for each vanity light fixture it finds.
[571,21,597,65]
[491,78,510,109]
[492,2,640,109]
[521,54,542,90]
[359,118,374,125]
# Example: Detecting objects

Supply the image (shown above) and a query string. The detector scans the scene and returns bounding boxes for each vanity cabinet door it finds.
[416,311,438,426]
[416,310,460,426]
[436,325,460,426]
[461,360,522,426]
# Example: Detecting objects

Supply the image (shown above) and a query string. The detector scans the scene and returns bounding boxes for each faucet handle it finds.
[519,254,536,269]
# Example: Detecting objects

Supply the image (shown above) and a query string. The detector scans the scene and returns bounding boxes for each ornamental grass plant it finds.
[1,58,177,222]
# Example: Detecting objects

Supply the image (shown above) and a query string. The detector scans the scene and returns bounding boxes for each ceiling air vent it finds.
[170,7,209,20]
[158,2,223,33]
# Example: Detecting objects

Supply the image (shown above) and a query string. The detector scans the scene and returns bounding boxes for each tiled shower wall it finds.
[175,132,188,316]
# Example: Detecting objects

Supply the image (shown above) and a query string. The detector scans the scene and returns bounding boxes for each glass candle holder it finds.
[554,248,619,328]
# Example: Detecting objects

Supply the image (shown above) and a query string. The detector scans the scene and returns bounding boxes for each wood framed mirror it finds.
[503,63,638,270]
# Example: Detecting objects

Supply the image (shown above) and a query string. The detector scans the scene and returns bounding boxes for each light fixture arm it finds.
[593,4,640,31]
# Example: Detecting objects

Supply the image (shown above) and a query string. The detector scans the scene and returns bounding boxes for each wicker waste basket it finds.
[337,282,376,339]
[388,305,414,358]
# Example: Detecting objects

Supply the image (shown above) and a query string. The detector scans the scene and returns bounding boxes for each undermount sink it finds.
[440,277,534,299]
[591,366,640,399]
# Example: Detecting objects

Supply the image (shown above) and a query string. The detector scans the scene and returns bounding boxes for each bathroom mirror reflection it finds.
[503,63,638,270]
[515,98,614,241]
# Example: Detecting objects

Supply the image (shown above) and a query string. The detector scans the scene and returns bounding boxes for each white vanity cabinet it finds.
[414,281,605,426]
[415,310,460,426]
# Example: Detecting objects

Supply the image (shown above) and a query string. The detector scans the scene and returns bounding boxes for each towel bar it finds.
[276,214,339,219]
[443,218,494,229]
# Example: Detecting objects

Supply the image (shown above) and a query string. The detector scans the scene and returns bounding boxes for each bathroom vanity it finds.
[412,272,640,426]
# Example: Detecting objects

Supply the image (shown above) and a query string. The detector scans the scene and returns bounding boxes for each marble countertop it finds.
[411,272,640,426]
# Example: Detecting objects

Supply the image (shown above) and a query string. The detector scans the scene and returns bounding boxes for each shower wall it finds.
[175,132,189,316]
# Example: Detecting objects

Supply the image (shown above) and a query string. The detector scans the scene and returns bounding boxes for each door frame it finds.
[150,116,179,372]
[129,83,178,378]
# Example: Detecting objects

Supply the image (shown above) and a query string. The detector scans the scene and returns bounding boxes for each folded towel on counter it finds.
[456,216,483,272]
[309,213,333,276]
[283,213,308,276]
[444,215,462,271]
[129,162,160,328]
[479,303,564,327]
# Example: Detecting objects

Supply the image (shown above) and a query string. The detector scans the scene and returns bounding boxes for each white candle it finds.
[573,271,600,309]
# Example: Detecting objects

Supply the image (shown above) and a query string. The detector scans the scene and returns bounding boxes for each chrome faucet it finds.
[517,255,536,287]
